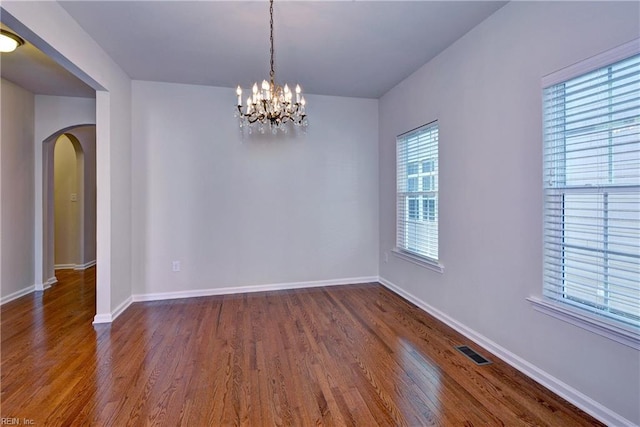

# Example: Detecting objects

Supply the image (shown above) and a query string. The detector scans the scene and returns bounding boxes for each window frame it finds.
[533,39,640,349]
[394,121,443,273]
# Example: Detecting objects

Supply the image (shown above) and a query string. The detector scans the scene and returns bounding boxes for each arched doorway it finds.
[40,125,96,290]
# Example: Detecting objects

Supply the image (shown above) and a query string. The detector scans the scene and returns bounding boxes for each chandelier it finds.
[235,0,307,133]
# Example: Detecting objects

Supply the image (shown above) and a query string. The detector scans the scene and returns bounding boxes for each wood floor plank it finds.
[1,269,603,426]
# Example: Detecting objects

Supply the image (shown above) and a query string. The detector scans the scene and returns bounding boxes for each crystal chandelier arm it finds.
[234,0,307,133]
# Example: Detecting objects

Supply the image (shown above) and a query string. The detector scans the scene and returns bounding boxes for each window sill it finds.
[527,297,640,350]
[392,249,444,273]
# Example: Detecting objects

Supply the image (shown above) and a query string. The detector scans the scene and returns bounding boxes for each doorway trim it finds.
[38,124,95,290]
[2,5,115,324]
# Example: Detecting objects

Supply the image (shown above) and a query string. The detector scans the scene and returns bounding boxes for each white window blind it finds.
[543,53,640,329]
[397,122,439,262]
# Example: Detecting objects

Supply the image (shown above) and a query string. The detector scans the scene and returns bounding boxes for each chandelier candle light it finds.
[235,0,307,133]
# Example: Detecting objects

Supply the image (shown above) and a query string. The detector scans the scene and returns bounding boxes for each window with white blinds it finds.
[543,52,640,330]
[397,122,439,262]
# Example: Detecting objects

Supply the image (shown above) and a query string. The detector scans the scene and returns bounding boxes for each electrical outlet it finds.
[70,193,77,202]
[172,261,181,272]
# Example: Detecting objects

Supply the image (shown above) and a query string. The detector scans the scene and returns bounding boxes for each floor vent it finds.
[455,345,492,366]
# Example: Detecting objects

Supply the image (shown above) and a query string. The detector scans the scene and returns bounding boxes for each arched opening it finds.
[1,9,112,323]
[53,134,81,269]
[41,125,96,290]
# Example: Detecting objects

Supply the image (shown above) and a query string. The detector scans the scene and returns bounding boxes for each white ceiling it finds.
[0,23,95,98]
[2,1,507,99]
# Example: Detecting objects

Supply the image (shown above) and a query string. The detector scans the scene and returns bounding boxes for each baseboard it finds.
[0,275,60,304]
[378,277,635,427]
[132,276,379,302]
[112,296,133,320]
[92,313,112,324]
[74,260,96,271]
[92,295,133,325]
[97,276,376,323]
[34,276,57,292]
[56,261,96,271]
[0,285,35,305]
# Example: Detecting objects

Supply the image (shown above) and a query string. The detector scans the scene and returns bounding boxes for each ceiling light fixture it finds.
[0,29,24,53]
[235,0,307,134]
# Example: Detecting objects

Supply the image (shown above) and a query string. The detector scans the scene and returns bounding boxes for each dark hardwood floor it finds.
[1,268,601,426]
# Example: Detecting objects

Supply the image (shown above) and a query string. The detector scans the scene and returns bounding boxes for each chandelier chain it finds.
[234,0,307,133]
[269,0,275,86]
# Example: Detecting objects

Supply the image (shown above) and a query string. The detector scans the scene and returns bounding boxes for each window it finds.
[396,122,439,262]
[407,162,419,175]
[543,50,640,331]
[422,176,432,191]
[423,198,436,221]
[408,197,419,220]
[408,178,418,192]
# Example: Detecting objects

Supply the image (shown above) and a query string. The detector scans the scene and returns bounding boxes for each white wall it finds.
[47,128,97,272]
[53,135,80,267]
[35,96,95,285]
[35,96,95,139]
[0,79,35,303]
[132,81,378,296]
[379,2,639,425]
[71,127,97,267]
[2,0,637,422]
[3,1,133,321]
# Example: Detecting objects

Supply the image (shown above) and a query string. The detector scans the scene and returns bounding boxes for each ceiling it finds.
[0,23,95,98]
[1,1,507,99]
